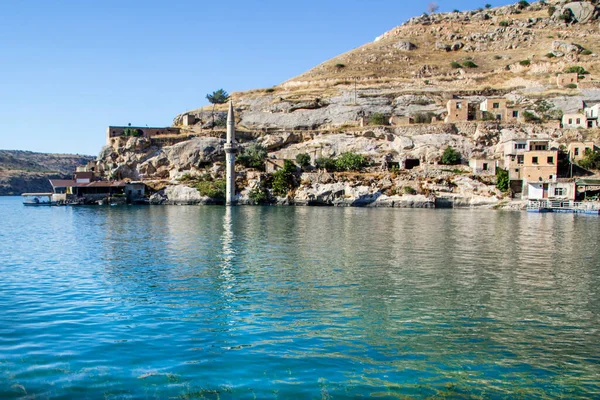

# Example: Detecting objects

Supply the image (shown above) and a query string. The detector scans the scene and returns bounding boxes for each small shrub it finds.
[315,157,338,172]
[558,12,573,23]
[581,49,593,56]
[123,127,142,137]
[519,59,531,66]
[248,185,269,204]
[265,88,275,93]
[403,186,417,195]
[565,83,578,89]
[413,112,436,124]
[545,52,556,58]
[369,113,389,126]
[523,111,541,123]
[499,20,510,27]
[564,66,588,75]
[450,61,462,68]
[196,180,225,200]
[578,148,600,170]
[462,60,478,68]
[494,55,502,60]
[548,6,556,16]
[496,168,509,192]
[517,0,529,9]
[453,9,460,13]
[481,111,497,121]
[295,153,311,168]
[336,152,369,171]
[440,146,461,165]
[237,143,268,170]
[335,63,345,69]
[485,4,492,9]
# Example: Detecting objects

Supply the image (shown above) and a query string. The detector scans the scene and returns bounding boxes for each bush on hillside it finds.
[578,149,600,170]
[496,168,509,192]
[440,147,461,165]
[295,153,311,169]
[237,143,267,170]
[369,113,389,126]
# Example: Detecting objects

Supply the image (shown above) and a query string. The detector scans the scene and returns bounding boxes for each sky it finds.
[0,0,518,156]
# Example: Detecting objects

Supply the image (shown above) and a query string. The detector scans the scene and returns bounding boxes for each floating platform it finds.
[527,200,600,215]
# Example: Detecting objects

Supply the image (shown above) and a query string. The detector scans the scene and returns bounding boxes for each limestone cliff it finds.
[97,0,600,207]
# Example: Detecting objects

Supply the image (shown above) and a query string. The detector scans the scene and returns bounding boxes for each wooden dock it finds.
[527,200,600,214]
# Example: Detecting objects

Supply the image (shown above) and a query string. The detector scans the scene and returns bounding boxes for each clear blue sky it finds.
[0,0,517,156]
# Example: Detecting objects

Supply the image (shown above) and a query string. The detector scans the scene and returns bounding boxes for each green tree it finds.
[295,153,311,169]
[368,113,389,126]
[496,168,509,191]
[270,160,298,197]
[206,89,229,129]
[335,152,369,171]
[440,146,461,165]
[248,182,270,204]
[237,143,267,170]
[578,148,600,170]
[315,157,338,172]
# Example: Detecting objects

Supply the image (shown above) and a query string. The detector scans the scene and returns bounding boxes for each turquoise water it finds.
[1,196,600,399]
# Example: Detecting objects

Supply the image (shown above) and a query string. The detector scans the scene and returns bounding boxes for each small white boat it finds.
[21,193,56,206]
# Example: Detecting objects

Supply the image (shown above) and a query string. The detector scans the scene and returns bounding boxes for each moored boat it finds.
[21,193,56,206]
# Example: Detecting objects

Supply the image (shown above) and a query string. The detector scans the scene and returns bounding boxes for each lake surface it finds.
[1,196,600,399]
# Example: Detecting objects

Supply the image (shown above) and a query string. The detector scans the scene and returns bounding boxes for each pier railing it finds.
[527,200,600,211]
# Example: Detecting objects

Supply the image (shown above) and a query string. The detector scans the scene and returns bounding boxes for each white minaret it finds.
[225,100,237,205]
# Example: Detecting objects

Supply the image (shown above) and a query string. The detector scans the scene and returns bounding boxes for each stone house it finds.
[567,141,595,162]
[182,114,197,126]
[389,116,414,126]
[106,126,182,145]
[503,139,528,180]
[480,98,508,121]
[523,150,559,183]
[444,99,469,122]
[556,73,578,88]
[562,113,587,129]
[469,158,496,175]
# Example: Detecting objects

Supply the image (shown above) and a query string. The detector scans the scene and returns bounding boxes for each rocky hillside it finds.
[97,0,600,207]
[0,150,94,195]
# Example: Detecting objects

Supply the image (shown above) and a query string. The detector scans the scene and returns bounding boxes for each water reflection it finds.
[1,198,600,398]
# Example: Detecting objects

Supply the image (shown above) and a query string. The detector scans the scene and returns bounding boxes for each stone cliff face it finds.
[97,1,600,207]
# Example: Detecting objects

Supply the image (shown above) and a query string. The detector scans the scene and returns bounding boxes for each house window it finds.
[493,103,500,109]
[576,118,581,124]
[569,119,573,124]
[555,188,565,196]
[515,143,526,150]
[513,111,519,118]
[547,156,554,164]
[483,163,488,171]
[535,145,546,151]
[532,156,539,164]
[496,114,502,120]
[515,168,519,173]
[549,175,553,180]
[575,148,579,156]
[456,102,462,109]
[517,155,524,164]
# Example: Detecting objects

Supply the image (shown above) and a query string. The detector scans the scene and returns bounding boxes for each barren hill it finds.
[97,0,600,207]
[0,150,94,195]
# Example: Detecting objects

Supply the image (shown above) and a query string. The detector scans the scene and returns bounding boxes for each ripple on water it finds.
[1,200,600,398]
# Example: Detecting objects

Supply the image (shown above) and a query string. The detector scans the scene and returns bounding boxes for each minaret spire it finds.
[225,100,237,205]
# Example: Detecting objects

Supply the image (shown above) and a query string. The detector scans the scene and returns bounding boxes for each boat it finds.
[21,193,56,206]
